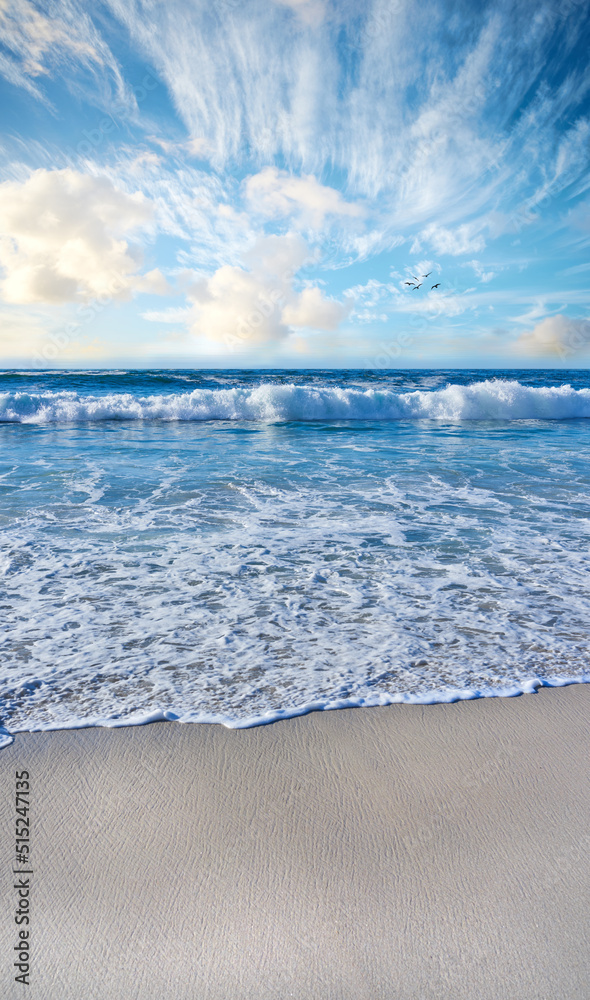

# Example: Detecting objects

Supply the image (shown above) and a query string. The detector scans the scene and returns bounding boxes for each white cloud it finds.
[465,259,495,283]
[421,223,486,256]
[346,275,495,323]
[187,233,352,347]
[0,1,586,366]
[0,0,94,93]
[4,0,588,249]
[71,0,585,292]
[189,264,289,346]
[101,155,255,268]
[242,232,310,277]
[0,168,168,304]
[0,0,133,111]
[282,286,352,329]
[136,269,171,295]
[512,315,590,358]
[347,278,393,311]
[141,306,192,324]
[245,167,363,228]
[148,136,213,162]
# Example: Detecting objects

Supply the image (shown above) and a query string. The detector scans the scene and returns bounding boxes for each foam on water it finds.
[1,370,590,745]
[2,379,590,423]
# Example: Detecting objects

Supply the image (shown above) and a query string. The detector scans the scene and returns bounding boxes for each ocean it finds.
[1,368,589,747]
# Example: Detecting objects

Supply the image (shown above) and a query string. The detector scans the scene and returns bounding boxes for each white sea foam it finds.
[2,442,590,738]
[2,376,590,741]
[1,678,589,747]
[2,380,590,423]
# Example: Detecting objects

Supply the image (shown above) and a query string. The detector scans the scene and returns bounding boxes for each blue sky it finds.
[0,0,589,368]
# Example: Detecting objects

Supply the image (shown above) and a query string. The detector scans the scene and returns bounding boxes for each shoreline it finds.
[1,684,589,998]
[2,673,590,748]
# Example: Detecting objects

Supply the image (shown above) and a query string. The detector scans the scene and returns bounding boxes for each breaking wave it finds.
[2,380,590,423]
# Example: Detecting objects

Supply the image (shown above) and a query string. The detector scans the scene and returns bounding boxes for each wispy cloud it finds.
[420,223,486,257]
[0,0,134,112]
[6,2,590,245]
[464,259,496,283]
[244,167,364,228]
[86,0,588,253]
[1,0,588,364]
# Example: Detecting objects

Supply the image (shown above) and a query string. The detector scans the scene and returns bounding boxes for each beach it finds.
[2,683,589,999]
[2,0,590,991]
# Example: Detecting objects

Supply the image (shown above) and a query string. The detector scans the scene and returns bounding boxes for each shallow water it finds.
[1,368,589,742]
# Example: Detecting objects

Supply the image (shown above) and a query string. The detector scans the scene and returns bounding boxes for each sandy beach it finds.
[1,684,589,999]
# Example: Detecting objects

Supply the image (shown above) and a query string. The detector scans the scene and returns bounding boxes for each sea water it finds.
[1,369,589,745]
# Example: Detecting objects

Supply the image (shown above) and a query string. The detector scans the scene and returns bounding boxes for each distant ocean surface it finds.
[1,368,589,746]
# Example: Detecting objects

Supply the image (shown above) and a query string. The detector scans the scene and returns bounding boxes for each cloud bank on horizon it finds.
[0,0,589,367]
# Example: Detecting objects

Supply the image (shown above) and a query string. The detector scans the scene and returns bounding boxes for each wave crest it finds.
[2,380,590,423]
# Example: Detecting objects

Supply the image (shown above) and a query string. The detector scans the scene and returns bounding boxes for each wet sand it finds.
[1,684,589,999]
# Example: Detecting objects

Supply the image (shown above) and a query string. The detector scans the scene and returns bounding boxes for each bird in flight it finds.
[431,283,440,289]
[412,283,422,290]
[422,272,432,278]
[404,281,415,286]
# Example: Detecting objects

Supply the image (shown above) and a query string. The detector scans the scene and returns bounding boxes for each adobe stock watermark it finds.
[538,831,590,891]
[506,182,555,235]
[396,738,522,857]
[364,271,471,370]
[352,2,406,45]
[367,325,419,369]
[221,286,286,353]
[555,319,590,362]
[63,73,159,164]
[212,0,241,11]
[31,275,128,368]
[555,0,588,19]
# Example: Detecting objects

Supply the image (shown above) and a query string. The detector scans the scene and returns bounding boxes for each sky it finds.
[0,0,589,369]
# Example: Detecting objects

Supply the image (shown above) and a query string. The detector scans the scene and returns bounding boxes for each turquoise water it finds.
[1,369,589,742]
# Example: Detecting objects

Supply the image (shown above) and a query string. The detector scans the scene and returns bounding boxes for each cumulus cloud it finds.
[189,264,290,346]
[245,167,364,228]
[282,286,352,329]
[188,233,352,347]
[513,315,590,358]
[243,232,310,277]
[0,169,168,304]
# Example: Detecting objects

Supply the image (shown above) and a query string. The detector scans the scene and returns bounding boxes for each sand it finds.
[1,684,589,999]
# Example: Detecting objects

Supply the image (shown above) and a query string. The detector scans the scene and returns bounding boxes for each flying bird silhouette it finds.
[412,283,422,290]
[431,283,440,289]
[422,272,432,278]
[404,281,415,286]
